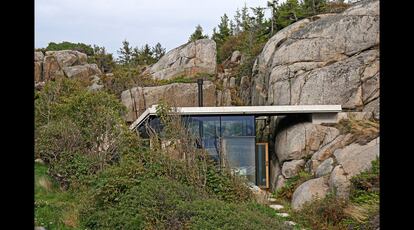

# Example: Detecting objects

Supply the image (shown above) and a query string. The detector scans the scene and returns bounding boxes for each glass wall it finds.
[184,115,256,184]
[185,116,221,162]
[222,137,256,183]
[221,116,255,137]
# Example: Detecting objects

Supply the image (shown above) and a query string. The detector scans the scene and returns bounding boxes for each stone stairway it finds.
[266,195,298,228]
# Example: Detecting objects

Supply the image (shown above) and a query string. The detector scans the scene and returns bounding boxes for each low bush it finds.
[292,193,349,230]
[35,78,134,189]
[289,158,380,230]
[275,170,313,201]
[335,116,379,145]
[176,199,287,230]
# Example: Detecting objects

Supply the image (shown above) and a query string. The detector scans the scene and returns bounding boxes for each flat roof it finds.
[129,104,342,130]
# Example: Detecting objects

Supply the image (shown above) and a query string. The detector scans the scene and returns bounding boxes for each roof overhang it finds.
[129,104,342,130]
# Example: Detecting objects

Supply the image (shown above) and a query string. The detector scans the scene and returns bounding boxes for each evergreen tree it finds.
[91,45,115,73]
[267,0,279,35]
[251,7,266,31]
[218,14,231,40]
[241,4,251,31]
[189,25,208,42]
[276,0,305,29]
[302,0,327,16]
[229,20,236,36]
[152,42,166,61]
[233,8,242,35]
[213,14,231,46]
[132,44,156,66]
[117,40,133,65]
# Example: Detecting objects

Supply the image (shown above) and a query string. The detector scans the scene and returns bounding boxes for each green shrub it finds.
[80,176,203,229]
[275,170,312,201]
[335,117,379,145]
[35,79,133,188]
[291,192,349,230]
[289,159,380,230]
[35,78,83,128]
[46,41,94,56]
[176,200,287,230]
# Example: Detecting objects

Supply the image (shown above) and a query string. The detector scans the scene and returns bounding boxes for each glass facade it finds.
[184,115,256,184]
[140,115,265,186]
[222,136,256,183]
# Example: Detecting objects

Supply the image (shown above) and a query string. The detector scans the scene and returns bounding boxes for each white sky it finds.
[35,0,272,57]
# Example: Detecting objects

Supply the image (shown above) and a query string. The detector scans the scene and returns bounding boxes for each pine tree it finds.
[229,20,236,36]
[218,14,231,40]
[233,8,242,34]
[267,0,279,35]
[117,40,133,65]
[140,44,155,65]
[152,42,166,61]
[189,25,208,42]
[241,4,251,31]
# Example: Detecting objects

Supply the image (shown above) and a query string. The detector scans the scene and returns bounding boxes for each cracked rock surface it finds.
[143,39,217,80]
[251,0,379,118]
[121,82,216,122]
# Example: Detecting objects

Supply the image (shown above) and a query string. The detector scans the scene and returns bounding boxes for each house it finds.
[129,104,341,190]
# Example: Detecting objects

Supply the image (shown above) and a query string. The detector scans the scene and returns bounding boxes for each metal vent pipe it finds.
[197,79,203,107]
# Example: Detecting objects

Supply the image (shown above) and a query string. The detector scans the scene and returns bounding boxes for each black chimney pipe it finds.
[197,79,203,107]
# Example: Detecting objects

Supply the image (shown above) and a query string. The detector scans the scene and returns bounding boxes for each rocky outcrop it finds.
[143,39,216,80]
[251,0,379,118]
[275,122,340,163]
[282,159,305,178]
[291,177,330,210]
[62,64,101,79]
[121,81,216,122]
[273,114,379,209]
[34,50,103,90]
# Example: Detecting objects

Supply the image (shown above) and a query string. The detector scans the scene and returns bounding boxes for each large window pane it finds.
[185,116,220,161]
[221,116,254,137]
[222,137,256,184]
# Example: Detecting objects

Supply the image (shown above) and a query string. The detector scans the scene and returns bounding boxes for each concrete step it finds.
[276,213,289,217]
[268,197,277,202]
[284,221,297,226]
[269,204,284,210]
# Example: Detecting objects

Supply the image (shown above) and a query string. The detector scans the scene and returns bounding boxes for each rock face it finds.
[273,116,379,209]
[251,0,379,118]
[35,50,103,90]
[62,64,101,79]
[275,122,340,163]
[333,137,379,178]
[121,81,216,122]
[282,159,305,178]
[291,177,330,210]
[143,39,216,80]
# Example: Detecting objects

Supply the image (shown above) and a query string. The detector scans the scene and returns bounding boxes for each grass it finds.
[335,116,379,145]
[35,163,81,229]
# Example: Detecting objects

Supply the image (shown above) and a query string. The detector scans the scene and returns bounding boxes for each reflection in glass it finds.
[221,116,254,137]
[222,137,256,184]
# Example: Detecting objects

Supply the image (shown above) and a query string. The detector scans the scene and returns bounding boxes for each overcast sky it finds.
[35,0,271,57]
